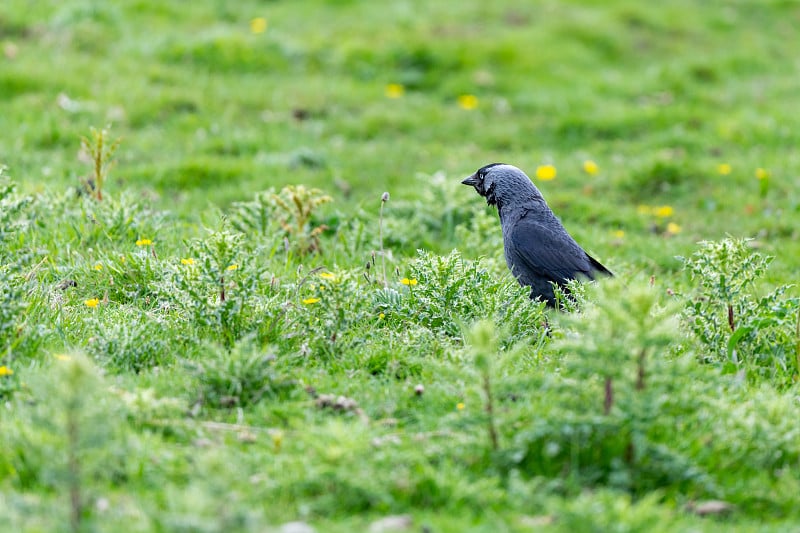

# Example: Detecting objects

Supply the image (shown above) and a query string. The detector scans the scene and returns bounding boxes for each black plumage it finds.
[461,163,612,307]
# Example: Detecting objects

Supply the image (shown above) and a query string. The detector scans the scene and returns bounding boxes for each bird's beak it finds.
[461,173,479,187]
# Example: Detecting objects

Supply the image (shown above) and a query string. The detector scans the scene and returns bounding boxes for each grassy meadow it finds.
[2,0,800,531]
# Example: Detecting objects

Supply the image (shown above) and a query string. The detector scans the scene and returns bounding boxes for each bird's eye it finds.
[478,172,485,181]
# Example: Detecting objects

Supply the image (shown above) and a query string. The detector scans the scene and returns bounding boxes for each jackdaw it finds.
[461,163,612,307]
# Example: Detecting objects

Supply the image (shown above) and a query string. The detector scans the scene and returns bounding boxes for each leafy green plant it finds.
[270,185,332,255]
[0,169,32,247]
[90,246,165,305]
[28,189,166,257]
[502,279,714,496]
[0,179,45,381]
[679,238,800,384]
[288,268,376,359]
[188,340,296,409]
[86,312,180,373]
[1,354,129,531]
[466,319,500,452]
[0,172,38,374]
[228,189,282,242]
[0,263,26,362]
[557,278,677,416]
[172,226,262,347]
[377,249,546,346]
[79,126,121,201]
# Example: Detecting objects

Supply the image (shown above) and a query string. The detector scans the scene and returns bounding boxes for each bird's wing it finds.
[506,215,598,285]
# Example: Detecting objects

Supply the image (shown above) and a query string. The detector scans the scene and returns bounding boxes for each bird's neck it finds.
[497,201,514,225]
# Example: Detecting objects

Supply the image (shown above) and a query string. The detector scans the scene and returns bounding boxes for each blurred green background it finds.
[4,0,800,276]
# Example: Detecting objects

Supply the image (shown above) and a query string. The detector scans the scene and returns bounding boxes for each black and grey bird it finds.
[461,163,612,307]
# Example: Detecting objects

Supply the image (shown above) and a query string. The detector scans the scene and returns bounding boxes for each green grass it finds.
[2,0,800,531]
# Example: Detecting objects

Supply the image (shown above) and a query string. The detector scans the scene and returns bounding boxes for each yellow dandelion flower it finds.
[457,94,479,110]
[654,205,674,218]
[717,163,732,175]
[535,165,557,181]
[755,167,769,180]
[456,402,465,411]
[93,263,103,271]
[583,160,599,175]
[84,298,100,308]
[612,230,625,239]
[385,83,405,99]
[319,272,336,280]
[636,205,653,216]
[181,258,195,265]
[379,312,385,319]
[271,430,284,452]
[302,297,321,305]
[0,365,13,377]
[226,264,238,271]
[250,17,267,34]
[135,238,152,247]
[55,354,72,361]
[666,222,682,235]
[401,278,418,286]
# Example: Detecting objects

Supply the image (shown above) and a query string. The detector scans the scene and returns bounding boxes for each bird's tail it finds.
[587,253,613,278]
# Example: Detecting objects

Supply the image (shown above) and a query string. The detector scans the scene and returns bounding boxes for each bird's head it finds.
[461,163,545,209]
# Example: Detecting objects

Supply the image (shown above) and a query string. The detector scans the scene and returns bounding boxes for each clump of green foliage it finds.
[85,312,177,373]
[2,354,129,532]
[520,278,714,496]
[0,173,39,397]
[172,227,256,347]
[79,126,121,201]
[271,185,332,255]
[679,238,800,385]
[374,249,547,346]
[188,340,297,409]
